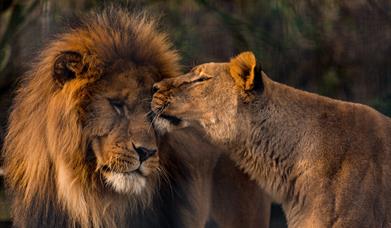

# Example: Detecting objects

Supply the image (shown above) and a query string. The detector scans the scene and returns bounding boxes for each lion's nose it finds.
[133,143,157,162]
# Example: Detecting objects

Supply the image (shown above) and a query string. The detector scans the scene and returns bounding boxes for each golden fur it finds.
[152,52,391,227]
[3,9,271,228]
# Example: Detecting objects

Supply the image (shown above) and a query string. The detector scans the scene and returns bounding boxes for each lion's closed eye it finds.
[109,99,126,115]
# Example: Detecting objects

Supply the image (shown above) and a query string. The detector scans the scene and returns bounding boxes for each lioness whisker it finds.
[148,107,165,133]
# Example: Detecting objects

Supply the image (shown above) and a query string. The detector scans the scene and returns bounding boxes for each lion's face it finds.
[86,66,159,194]
[151,52,259,142]
[51,52,161,195]
[151,62,240,141]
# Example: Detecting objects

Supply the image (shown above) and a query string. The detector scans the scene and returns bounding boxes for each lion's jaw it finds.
[100,154,159,195]
[55,146,159,225]
[104,172,146,194]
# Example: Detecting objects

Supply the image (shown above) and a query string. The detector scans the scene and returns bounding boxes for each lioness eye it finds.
[193,76,211,83]
[109,100,125,115]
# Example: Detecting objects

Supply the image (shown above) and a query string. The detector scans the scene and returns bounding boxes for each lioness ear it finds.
[229,51,258,91]
[53,51,85,86]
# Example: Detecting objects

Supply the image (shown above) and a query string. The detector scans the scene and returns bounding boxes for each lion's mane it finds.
[3,7,180,228]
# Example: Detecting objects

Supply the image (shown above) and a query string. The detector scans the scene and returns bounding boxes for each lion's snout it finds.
[133,143,157,162]
[96,141,158,174]
[100,154,140,174]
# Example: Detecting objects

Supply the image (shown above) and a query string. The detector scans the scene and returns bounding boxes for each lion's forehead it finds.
[93,71,153,100]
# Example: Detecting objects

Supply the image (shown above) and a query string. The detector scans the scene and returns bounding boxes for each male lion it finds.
[152,52,391,227]
[3,8,270,228]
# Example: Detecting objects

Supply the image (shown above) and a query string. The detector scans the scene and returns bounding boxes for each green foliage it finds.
[372,95,391,116]
[0,45,10,73]
[319,68,340,97]
[0,0,39,75]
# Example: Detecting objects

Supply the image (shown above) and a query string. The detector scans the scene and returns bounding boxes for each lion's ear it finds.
[53,51,86,86]
[229,51,259,91]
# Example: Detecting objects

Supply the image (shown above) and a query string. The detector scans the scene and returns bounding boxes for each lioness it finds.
[152,51,391,227]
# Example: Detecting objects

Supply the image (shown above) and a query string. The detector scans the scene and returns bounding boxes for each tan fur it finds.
[152,52,391,227]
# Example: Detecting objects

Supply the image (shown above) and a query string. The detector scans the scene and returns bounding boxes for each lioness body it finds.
[3,9,270,228]
[152,52,391,227]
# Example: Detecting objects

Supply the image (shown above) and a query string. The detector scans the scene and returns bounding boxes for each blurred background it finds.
[0,0,390,227]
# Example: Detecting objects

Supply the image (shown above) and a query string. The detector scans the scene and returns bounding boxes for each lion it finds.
[3,8,271,228]
[152,51,391,228]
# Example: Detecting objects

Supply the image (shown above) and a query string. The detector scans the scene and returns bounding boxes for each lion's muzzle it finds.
[133,143,157,162]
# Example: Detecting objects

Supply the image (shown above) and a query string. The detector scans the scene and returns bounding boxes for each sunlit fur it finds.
[153,52,391,228]
[3,8,180,228]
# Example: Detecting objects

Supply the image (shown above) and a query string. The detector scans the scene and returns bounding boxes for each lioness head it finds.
[152,52,262,142]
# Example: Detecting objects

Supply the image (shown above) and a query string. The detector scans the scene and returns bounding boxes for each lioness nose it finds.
[152,84,159,94]
[152,82,164,94]
[133,144,157,162]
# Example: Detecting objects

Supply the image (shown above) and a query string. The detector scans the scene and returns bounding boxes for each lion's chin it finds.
[104,172,147,195]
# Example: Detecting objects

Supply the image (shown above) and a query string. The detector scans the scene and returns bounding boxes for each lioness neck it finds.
[229,76,308,196]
